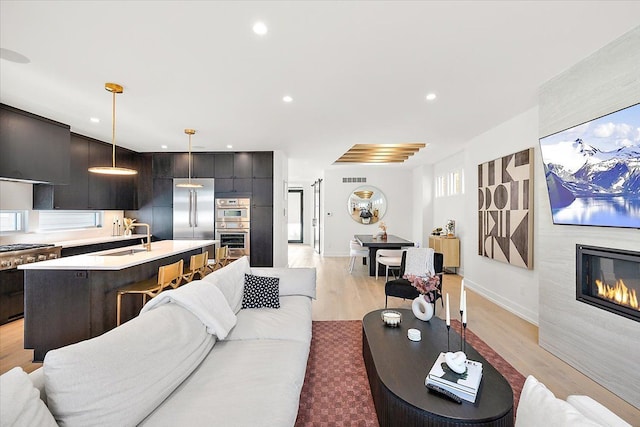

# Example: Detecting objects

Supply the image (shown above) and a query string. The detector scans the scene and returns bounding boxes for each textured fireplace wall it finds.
[538,27,640,407]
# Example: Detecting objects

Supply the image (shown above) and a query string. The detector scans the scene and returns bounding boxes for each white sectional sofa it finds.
[0,257,316,427]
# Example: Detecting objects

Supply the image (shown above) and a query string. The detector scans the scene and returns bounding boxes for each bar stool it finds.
[206,246,230,272]
[183,251,209,283]
[116,259,184,326]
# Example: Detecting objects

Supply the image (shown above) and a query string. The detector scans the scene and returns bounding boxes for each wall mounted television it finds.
[539,102,640,229]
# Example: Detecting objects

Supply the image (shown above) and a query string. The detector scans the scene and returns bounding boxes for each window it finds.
[435,168,464,198]
[0,211,27,233]
[39,211,103,231]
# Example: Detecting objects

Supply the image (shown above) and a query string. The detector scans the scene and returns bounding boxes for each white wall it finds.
[322,167,414,256]
[272,151,288,267]
[537,27,640,407]
[412,164,434,248]
[458,107,541,325]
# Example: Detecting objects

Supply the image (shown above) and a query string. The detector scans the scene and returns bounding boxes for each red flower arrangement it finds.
[404,273,441,303]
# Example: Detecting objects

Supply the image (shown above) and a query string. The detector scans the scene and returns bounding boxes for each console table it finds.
[362,309,514,426]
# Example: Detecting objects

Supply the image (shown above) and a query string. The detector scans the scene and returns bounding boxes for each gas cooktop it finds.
[0,243,56,253]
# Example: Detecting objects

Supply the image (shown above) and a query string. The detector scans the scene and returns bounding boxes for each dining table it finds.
[354,234,415,276]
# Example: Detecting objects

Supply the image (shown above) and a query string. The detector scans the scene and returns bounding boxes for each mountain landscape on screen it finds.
[539,103,640,228]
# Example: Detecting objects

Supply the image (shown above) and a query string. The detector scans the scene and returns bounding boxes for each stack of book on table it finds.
[425,352,483,403]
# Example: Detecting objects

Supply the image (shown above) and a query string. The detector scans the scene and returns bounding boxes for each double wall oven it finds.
[215,198,250,259]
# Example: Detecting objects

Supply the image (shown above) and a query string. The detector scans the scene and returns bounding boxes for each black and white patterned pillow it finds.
[241,274,280,309]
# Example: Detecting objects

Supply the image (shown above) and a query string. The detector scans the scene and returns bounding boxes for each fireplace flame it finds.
[595,279,639,310]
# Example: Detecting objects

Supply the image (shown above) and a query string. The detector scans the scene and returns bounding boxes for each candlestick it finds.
[462,291,467,353]
[459,279,465,312]
[462,291,467,324]
[445,294,450,326]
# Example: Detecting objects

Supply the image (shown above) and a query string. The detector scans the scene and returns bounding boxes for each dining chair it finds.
[349,239,369,273]
[375,249,403,281]
[384,249,444,308]
[183,251,209,283]
[116,259,184,326]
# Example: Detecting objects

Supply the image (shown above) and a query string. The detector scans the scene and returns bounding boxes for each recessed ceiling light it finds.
[283,95,293,103]
[226,144,233,149]
[253,22,268,36]
[426,93,437,101]
[161,145,168,149]
[90,117,100,123]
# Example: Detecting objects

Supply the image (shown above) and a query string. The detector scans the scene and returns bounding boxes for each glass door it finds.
[287,189,303,243]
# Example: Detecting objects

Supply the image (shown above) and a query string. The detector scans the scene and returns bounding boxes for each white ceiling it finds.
[1,1,639,183]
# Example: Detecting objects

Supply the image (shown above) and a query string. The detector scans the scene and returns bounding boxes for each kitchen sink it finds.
[100,248,148,256]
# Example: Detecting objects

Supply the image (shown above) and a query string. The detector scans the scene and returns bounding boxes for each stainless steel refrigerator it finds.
[173,179,215,239]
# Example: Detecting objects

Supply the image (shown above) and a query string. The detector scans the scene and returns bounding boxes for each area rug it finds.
[295,320,525,426]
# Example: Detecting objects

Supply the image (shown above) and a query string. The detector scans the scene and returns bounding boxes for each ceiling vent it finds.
[335,143,426,164]
[342,177,367,183]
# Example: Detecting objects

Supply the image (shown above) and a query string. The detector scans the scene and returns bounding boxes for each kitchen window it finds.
[38,211,103,231]
[0,210,27,233]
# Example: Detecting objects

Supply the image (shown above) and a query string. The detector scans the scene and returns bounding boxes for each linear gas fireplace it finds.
[576,244,639,322]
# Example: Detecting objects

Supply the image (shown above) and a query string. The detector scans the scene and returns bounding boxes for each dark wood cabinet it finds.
[252,152,273,178]
[152,178,173,207]
[214,154,233,178]
[152,206,173,240]
[250,206,273,267]
[152,153,173,178]
[252,178,273,206]
[234,153,252,178]
[192,153,215,178]
[0,104,70,184]
[172,153,190,178]
[33,134,137,210]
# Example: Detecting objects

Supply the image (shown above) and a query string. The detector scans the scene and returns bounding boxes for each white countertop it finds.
[19,240,217,271]
[55,234,149,248]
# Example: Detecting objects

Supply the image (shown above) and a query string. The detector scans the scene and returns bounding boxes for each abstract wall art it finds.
[478,148,534,269]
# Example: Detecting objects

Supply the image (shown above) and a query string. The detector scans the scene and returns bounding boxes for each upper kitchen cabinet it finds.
[33,134,137,210]
[214,153,233,178]
[152,153,173,178]
[173,153,215,178]
[234,153,252,178]
[0,104,70,184]
[252,152,273,178]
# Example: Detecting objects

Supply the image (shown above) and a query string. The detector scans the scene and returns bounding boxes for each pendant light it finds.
[88,83,137,175]
[176,128,203,188]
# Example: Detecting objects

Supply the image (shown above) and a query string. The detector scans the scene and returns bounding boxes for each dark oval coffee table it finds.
[362,309,514,427]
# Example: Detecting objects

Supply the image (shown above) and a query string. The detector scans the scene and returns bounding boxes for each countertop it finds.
[19,240,216,271]
[54,234,150,248]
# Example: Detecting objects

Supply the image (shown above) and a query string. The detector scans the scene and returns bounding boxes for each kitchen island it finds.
[19,240,216,361]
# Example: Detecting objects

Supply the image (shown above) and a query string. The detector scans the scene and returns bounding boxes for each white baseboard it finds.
[465,279,539,326]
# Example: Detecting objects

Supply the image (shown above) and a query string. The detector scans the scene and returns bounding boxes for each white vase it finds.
[412,296,434,321]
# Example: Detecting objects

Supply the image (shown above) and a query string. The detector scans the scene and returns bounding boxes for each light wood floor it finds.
[1,244,638,424]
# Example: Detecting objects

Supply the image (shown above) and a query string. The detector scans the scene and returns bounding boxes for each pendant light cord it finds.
[111,88,116,168]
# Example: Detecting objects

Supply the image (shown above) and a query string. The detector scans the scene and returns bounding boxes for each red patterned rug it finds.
[295,320,525,426]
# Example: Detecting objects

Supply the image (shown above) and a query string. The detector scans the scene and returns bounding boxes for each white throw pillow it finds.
[0,367,57,427]
[566,395,631,427]
[516,376,603,427]
[202,255,251,313]
[251,267,317,299]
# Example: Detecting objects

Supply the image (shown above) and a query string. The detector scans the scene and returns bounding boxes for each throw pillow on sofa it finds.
[242,273,280,309]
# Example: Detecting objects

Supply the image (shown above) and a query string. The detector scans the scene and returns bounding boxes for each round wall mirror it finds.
[348,185,387,225]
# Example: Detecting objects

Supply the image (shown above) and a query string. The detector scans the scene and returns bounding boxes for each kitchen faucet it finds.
[130,223,152,251]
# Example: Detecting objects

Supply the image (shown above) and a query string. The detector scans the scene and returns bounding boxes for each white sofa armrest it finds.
[251,267,316,299]
[566,395,631,427]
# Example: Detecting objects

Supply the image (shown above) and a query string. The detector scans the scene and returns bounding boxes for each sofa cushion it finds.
[241,273,280,309]
[226,295,312,344]
[566,395,631,427]
[44,304,215,427]
[515,375,602,427]
[0,367,57,427]
[140,339,310,427]
[202,255,251,313]
[251,267,317,299]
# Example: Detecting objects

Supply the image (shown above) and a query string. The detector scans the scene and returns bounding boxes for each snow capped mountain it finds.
[544,138,640,197]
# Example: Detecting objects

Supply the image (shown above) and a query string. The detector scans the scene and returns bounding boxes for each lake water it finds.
[552,196,640,228]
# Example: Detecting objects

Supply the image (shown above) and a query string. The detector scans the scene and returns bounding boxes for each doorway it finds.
[312,179,322,254]
[288,189,303,243]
